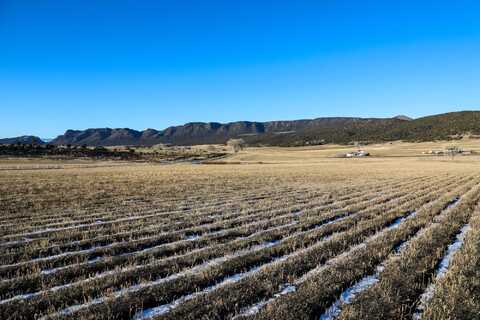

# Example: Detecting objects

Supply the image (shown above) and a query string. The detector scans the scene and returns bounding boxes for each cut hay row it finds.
[0,188,304,240]
[317,199,460,320]
[1,177,379,230]
[420,203,480,319]
[0,186,306,233]
[0,176,446,318]
[230,179,480,320]
[335,181,480,320]
[0,181,302,223]
[0,179,383,248]
[0,174,431,272]
[0,171,432,236]
[0,174,449,302]
[36,176,465,320]
[152,178,476,320]
[0,180,367,227]
[1,176,413,260]
[412,224,470,319]
[0,181,425,311]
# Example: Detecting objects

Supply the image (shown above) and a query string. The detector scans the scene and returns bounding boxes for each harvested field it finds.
[1,151,480,320]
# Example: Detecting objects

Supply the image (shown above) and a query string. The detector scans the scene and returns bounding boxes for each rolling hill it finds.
[0,136,45,145]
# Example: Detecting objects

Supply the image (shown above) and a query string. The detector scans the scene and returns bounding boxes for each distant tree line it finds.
[0,143,141,160]
[0,143,229,163]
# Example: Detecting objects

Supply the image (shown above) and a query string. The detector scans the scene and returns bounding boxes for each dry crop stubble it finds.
[1,155,480,320]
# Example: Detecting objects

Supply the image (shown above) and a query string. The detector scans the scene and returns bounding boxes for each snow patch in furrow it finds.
[34,219,298,276]
[412,224,470,320]
[0,267,121,305]
[32,210,343,277]
[1,209,355,309]
[319,266,384,320]
[0,218,313,303]
[232,284,297,319]
[134,254,291,320]
[0,238,33,247]
[433,196,460,222]
[0,204,220,240]
[134,265,263,319]
[234,209,419,319]
[39,240,282,319]
[317,212,422,320]
[42,212,356,318]
[0,189,321,241]
[0,243,120,270]
[317,197,460,320]
[2,212,260,270]
[293,210,304,217]
[319,196,461,320]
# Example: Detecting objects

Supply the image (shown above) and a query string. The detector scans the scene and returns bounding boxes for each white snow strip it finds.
[0,217,314,304]
[319,266,384,320]
[0,238,34,247]
[412,224,470,320]
[234,209,420,319]
[10,210,304,301]
[232,284,297,319]
[0,200,253,241]
[316,212,424,320]
[0,243,121,270]
[1,188,326,241]
[28,215,300,276]
[39,241,281,319]
[0,180,409,245]
[319,197,460,320]
[133,263,267,320]
[0,193,333,252]
[1,208,283,269]
[39,212,356,318]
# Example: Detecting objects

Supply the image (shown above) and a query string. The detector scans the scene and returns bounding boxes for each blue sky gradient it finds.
[1,1,480,138]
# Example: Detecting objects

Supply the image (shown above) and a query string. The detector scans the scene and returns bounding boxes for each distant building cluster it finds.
[422,147,474,156]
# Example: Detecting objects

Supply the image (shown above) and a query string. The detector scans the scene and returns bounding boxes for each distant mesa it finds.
[48,118,403,147]
[3,111,480,147]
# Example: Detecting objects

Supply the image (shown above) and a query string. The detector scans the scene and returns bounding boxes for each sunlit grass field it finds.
[1,141,480,319]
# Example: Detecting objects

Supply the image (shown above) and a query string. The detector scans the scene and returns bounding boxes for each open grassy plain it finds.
[1,142,480,319]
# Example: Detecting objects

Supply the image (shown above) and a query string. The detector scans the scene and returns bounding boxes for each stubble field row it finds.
[1,158,480,319]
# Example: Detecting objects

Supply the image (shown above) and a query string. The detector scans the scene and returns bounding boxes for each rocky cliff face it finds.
[50,117,406,146]
[11,111,480,147]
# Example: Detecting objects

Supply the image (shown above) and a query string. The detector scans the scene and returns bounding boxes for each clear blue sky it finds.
[1,1,480,138]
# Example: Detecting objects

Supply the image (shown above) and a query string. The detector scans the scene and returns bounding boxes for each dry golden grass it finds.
[225,138,480,162]
[1,142,479,319]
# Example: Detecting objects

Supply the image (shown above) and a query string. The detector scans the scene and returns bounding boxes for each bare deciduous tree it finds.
[227,139,245,153]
